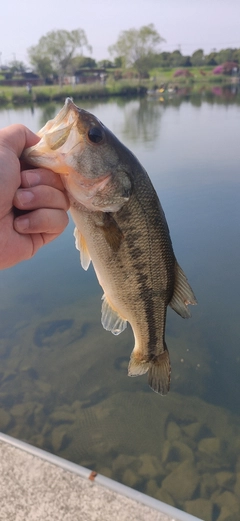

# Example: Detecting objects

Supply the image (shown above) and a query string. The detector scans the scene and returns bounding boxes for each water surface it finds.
[0,91,240,521]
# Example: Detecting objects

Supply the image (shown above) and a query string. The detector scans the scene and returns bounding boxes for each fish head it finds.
[23,98,132,212]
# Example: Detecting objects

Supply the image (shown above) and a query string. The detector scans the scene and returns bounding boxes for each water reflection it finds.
[0,91,240,520]
[39,102,59,128]
[120,98,163,145]
[148,83,240,108]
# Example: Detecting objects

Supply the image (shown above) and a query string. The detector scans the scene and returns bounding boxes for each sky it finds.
[1,0,240,67]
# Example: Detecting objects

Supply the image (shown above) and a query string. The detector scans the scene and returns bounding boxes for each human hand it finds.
[0,124,69,269]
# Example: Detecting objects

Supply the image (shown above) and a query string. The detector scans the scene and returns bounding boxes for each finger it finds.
[14,185,70,212]
[21,168,65,191]
[31,231,69,251]
[21,231,68,260]
[14,208,69,235]
[0,124,39,157]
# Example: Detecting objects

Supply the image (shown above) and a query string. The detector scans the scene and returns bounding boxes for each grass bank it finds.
[0,82,147,106]
[0,66,236,106]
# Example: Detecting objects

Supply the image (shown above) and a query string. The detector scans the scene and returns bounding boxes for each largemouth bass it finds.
[24,98,197,395]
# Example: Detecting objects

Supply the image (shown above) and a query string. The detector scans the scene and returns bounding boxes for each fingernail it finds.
[17,190,34,205]
[15,217,30,231]
[25,171,40,186]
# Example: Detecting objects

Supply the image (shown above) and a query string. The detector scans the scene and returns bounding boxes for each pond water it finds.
[0,89,240,521]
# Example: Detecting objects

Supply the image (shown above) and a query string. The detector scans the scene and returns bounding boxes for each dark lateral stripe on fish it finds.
[122,199,172,360]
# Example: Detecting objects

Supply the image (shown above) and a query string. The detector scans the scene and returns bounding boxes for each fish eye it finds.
[88,126,104,144]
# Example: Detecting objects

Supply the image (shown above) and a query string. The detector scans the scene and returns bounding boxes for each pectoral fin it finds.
[101,294,127,335]
[73,227,91,270]
[100,213,123,252]
[169,262,197,318]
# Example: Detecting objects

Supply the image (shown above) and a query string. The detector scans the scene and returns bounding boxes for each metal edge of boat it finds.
[0,431,203,521]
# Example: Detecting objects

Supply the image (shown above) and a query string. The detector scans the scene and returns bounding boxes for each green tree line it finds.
[2,25,240,82]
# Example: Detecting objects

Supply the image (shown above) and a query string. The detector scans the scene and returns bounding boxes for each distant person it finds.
[26,82,32,94]
[0,124,69,270]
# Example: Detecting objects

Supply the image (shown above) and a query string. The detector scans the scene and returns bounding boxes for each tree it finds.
[215,48,236,64]
[154,51,191,68]
[181,55,192,67]
[169,50,184,67]
[97,59,115,69]
[113,56,124,68]
[70,56,97,72]
[205,52,217,66]
[155,52,171,67]
[232,49,240,64]
[28,29,92,81]
[30,56,54,80]
[8,60,27,74]
[191,49,204,66]
[109,24,165,78]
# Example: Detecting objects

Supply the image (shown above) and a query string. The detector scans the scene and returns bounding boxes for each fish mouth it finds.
[23,98,86,175]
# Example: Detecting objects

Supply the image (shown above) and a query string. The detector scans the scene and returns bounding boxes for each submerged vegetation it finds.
[0,306,240,521]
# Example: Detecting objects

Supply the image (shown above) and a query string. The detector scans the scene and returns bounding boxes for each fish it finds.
[23,98,197,395]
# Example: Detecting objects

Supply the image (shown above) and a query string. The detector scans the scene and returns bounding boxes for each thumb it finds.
[0,124,40,158]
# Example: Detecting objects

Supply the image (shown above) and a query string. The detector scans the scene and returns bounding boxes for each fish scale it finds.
[23,98,197,395]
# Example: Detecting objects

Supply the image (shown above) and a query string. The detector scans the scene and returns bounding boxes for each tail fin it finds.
[128,349,171,395]
[148,349,171,395]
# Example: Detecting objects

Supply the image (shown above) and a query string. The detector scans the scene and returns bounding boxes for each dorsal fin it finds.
[169,261,197,318]
[73,227,91,271]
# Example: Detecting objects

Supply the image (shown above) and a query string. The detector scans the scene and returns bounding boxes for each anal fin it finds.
[101,294,127,335]
[73,227,91,270]
[169,261,197,318]
[128,354,149,377]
